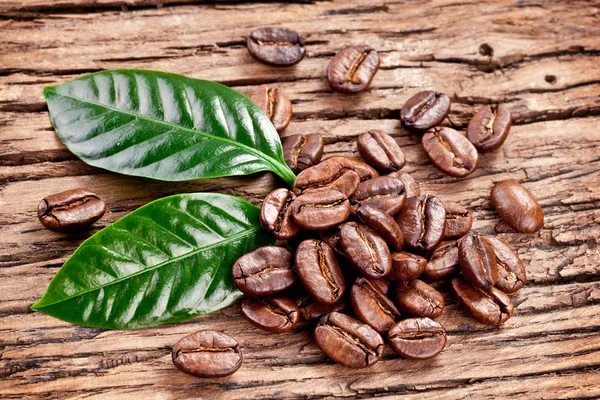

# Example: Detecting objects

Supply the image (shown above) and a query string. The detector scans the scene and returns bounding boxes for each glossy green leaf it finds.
[31,193,273,329]
[43,69,296,186]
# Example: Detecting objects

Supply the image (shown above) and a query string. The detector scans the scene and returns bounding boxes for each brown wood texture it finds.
[1,0,600,398]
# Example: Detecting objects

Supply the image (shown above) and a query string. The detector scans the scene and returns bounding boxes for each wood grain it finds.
[1,0,599,398]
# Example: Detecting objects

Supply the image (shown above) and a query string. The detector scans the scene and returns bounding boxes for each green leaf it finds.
[31,193,273,330]
[43,69,296,186]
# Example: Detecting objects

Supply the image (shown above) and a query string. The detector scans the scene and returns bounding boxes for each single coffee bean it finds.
[247,27,305,66]
[296,294,347,320]
[172,330,242,378]
[232,246,295,296]
[458,234,498,289]
[444,202,472,239]
[37,188,106,232]
[349,176,406,215]
[396,195,447,252]
[395,279,444,319]
[241,296,300,333]
[315,312,385,368]
[368,278,391,296]
[350,277,400,335]
[423,241,459,281]
[387,171,420,198]
[484,237,526,293]
[490,180,544,233]
[327,46,380,94]
[388,317,447,360]
[260,188,300,240]
[422,127,480,177]
[356,205,404,251]
[357,130,406,173]
[327,156,379,181]
[250,84,292,133]
[292,157,361,197]
[283,133,324,173]
[291,189,351,230]
[389,252,427,281]
[340,222,391,279]
[295,239,346,304]
[401,91,450,132]
[467,104,512,153]
[451,277,514,326]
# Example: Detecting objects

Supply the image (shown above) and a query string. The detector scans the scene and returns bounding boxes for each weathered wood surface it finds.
[1,0,600,398]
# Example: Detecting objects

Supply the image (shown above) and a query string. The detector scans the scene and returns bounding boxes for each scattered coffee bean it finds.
[484,237,526,293]
[395,279,444,319]
[232,246,295,296]
[241,296,300,333]
[327,46,380,94]
[247,27,305,66]
[451,277,514,326]
[422,127,480,177]
[37,188,106,232]
[389,252,427,281]
[490,180,544,233]
[357,130,405,173]
[387,171,420,198]
[293,157,361,197]
[444,202,472,239]
[350,277,401,334]
[296,294,347,320]
[250,84,293,133]
[283,133,324,173]
[260,188,300,240]
[315,312,385,368]
[459,234,498,289]
[349,176,406,215]
[295,239,346,304]
[356,205,404,251]
[291,189,351,230]
[467,104,512,153]
[340,222,391,279]
[401,91,450,132]
[388,317,447,360]
[423,241,459,281]
[396,195,447,252]
[172,330,242,378]
[327,156,379,181]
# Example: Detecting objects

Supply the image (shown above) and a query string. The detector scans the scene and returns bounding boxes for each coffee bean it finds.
[387,171,420,198]
[484,237,526,293]
[357,130,405,172]
[467,104,512,153]
[260,188,300,240]
[295,239,346,304]
[327,156,379,181]
[296,294,347,320]
[490,180,544,233]
[172,330,242,378]
[250,84,292,133]
[241,296,300,333]
[422,127,480,177]
[340,222,391,279]
[395,279,444,319]
[451,277,514,326]
[350,277,401,334]
[315,312,385,368]
[283,133,324,173]
[400,91,450,132]
[356,205,404,251]
[293,158,361,197]
[232,246,295,296]
[388,317,447,360]
[389,252,427,281]
[423,241,459,281]
[458,234,498,289]
[396,195,447,252]
[291,189,351,230]
[327,46,380,94]
[319,226,346,258]
[37,188,106,232]
[367,278,391,296]
[349,176,406,215]
[444,202,472,239]
[247,27,305,66]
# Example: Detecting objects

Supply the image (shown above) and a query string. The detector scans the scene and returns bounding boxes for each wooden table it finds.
[1,0,599,398]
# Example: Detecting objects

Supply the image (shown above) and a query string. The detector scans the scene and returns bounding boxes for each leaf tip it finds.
[42,86,55,99]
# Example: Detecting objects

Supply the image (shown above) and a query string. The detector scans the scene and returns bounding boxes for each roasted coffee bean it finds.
[387,171,420,198]
[327,156,379,181]
[250,84,292,133]
[350,277,401,334]
[444,202,472,239]
[389,252,427,281]
[401,91,450,132]
[315,312,385,368]
[291,189,351,230]
[38,188,106,232]
[356,205,404,251]
[327,46,380,94]
[396,195,447,252]
[232,246,295,296]
[422,127,480,177]
[484,237,526,293]
[295,239,346,304]
[247,27,305,66]
[467,104,512,153]
[459,234,498,289]
[490,180,544,233]
[283,133,324,173]
[349,176,406,215]
[293,158,361,197]
[388,317,447,360]
[357,130,405,173]
[319,226,346,258]
[241,296,300,333]
[260,188,300,240]
[423,241,459,280]
[451,277,514,326]
[297,294,347,320]
[340,222,391,279]
[395,279,444,319]
[172,330,242,378]
[368,278,391,296]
